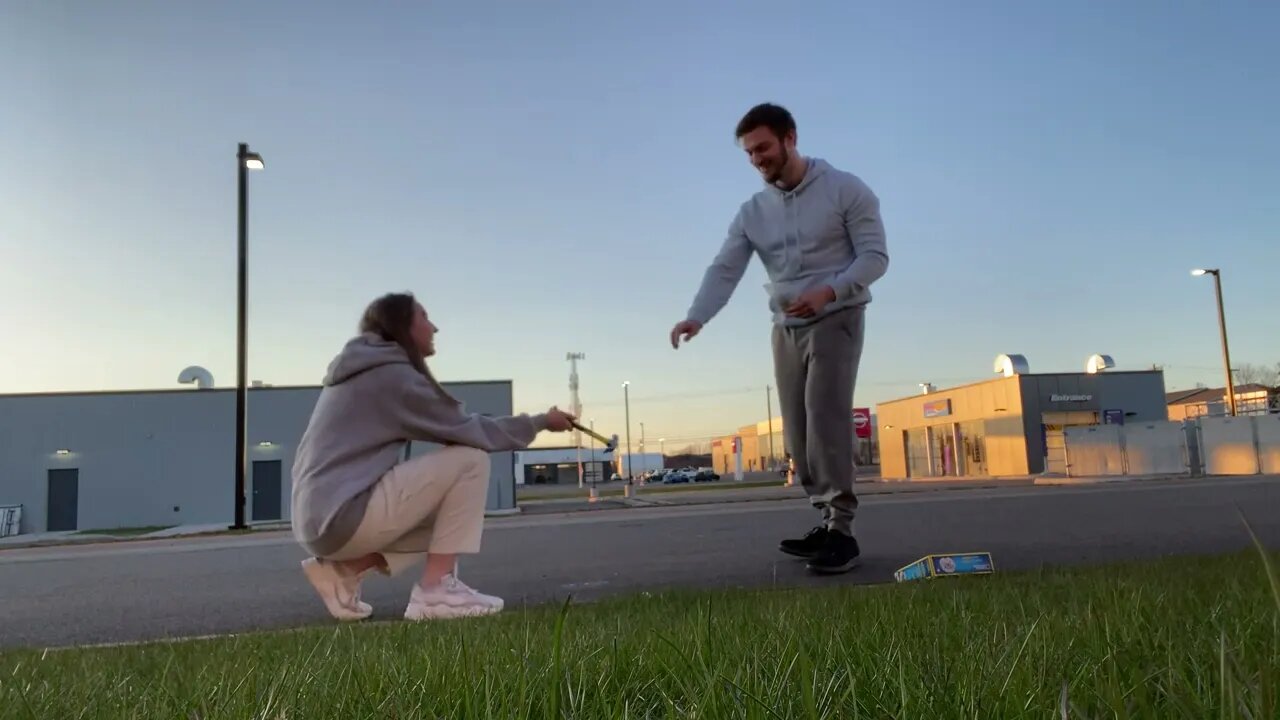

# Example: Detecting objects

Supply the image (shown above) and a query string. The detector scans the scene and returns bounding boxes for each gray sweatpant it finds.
[772,305,865,536]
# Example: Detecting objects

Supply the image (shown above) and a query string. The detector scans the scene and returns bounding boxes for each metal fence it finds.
[1064,411,1280,478]
[0,505,22,538]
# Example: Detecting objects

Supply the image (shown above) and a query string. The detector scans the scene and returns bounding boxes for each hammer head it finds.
[602,434,619,454]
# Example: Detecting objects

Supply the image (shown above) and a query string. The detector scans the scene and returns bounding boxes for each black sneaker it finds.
[779,526,830,558]
[805,532,861,574]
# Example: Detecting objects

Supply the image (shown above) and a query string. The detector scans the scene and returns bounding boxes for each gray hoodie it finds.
[686,157,889,327]
[290,333,548,557]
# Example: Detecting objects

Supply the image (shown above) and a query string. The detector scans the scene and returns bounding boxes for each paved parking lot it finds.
[2,475,1275,650]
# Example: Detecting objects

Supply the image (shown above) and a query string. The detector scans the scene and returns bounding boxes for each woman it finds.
[290,292,574,621]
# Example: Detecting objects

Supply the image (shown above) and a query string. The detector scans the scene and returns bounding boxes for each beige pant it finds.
[328,445,491,577]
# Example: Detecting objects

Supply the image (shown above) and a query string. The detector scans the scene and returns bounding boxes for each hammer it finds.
[569,419,618,454]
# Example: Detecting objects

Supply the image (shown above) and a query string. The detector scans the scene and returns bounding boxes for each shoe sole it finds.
[404,604,503,621]
[779,545,821,559]
[806,557,862,575]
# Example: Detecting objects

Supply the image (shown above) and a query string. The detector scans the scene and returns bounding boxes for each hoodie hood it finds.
[322,333,413,386]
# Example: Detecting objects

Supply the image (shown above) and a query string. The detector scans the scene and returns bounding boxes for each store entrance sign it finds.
[1050,394,1093,403]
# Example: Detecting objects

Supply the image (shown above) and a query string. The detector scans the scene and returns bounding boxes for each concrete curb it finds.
[1033,473,1201,486]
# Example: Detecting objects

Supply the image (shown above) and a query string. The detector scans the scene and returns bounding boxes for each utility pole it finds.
[623,381,633,481]
[1191,269,1237,416]
[567,353,585,486]
[766,384,776,470]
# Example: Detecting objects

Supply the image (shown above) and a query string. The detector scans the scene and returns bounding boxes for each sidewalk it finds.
[516,476,1039,513]
[0,520,292,551]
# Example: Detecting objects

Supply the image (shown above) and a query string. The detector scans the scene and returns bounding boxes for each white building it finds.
[616,452,665,477]
[0,379,518,536]
[512,448,666,484]
[514,446,614,485]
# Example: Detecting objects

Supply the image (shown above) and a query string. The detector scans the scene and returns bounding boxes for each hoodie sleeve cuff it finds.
[530,413,550,432]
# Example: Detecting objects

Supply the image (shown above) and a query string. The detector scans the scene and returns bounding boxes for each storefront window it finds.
[958,421,987,476]
[905,429,930,478]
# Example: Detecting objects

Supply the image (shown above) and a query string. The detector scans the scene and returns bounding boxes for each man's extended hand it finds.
[545,406,576,432]
[670,320,703,349]
[785,286,836,319]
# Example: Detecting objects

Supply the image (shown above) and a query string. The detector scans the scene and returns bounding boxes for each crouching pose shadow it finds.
[291,292,574,621]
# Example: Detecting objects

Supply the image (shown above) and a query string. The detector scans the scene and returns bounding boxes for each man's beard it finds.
[766,147,791,186]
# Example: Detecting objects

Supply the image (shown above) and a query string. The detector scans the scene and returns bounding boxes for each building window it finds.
[905,429,930,478]
[958,421,987,476]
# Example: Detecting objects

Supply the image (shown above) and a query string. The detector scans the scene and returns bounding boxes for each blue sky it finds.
[2,1,1277,450]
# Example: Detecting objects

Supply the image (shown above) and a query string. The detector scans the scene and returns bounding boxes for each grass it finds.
[2,550,1277,718]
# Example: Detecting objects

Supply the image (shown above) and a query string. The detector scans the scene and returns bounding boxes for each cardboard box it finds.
[894,552,995,582]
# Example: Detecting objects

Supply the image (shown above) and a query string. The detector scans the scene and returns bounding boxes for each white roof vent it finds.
[1085,354,1116,374]
[994,354,1030,378]
[178,366,214,389]
[919,383,936,394]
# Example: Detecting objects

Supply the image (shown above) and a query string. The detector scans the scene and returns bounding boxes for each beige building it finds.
[876,362,1168,479]
[711,413,876,476]
[1166,384,1277,421]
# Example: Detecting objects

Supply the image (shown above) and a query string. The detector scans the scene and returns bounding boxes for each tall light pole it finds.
[233,143,265,530]
[1192,268,1237,416]
[589,419,597,490]
[638,422,648,480]
[567,352,585,487]
[766,384,776,470]
[659,437,666,467]
[622,381,633,482]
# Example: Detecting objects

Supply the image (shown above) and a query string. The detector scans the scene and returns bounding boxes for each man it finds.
[670,103,888,574]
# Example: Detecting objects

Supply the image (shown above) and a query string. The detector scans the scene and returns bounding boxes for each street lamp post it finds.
[622,381,633,482]
[589,419,597,490]
[1192,268,1237,416]
[659,437,665,467]
[233,143,264,530]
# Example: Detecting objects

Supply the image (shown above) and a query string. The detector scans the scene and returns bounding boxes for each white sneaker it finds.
[301,557,373,622]
[404,573,504,621]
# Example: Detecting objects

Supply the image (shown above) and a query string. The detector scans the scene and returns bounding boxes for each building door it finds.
[1043,424,1067,474]
[928,424,960,476]
[46,469,79,531]
[251,460,283,521]
[905,429,930,478]
[1042,411,1099,475]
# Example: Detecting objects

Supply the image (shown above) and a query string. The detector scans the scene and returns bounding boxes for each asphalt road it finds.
[1,476,1277,651]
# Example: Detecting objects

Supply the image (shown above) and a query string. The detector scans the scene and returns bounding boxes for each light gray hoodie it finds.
[686,157,889,328]
[290,333,548,557]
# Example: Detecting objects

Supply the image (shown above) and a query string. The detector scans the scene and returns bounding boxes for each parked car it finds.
[694,469,720,482]
[663,469,691,484]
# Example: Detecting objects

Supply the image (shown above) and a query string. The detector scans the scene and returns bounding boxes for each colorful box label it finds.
[895,552,995,582]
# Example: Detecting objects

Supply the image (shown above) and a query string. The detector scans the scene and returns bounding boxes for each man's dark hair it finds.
[735,103,796,141]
